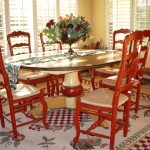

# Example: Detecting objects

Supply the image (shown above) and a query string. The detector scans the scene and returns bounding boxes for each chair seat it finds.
[102,75,139,86]
[96,67,119,75]
[81,88,128,108]
[18,71,49,80]
[0,84,40,100]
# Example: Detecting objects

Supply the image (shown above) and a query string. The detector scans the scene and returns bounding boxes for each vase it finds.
[63,37,79,55]
[68,43,74,54]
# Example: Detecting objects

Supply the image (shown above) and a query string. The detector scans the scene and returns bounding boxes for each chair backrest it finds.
[40,32,62,52]
[112,28,132,50]
[0,46,13,99]
[7,31,32,56]
[113,31,143,106]
[136,30,150,80]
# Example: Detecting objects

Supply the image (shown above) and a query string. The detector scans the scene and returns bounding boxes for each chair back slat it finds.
[112,31,143,106]
[40,32,62,52]
[7,31,32,56]
[113,28,132,50]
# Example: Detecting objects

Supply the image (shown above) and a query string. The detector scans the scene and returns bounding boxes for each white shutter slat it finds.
[105,0,150,49]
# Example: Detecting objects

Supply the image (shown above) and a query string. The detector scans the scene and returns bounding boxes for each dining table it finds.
[5,49,122,127]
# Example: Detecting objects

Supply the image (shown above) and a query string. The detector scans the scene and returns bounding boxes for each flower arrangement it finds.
[42,13,91,52]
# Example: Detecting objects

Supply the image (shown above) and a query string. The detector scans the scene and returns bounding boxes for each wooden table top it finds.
[5,49,122,71]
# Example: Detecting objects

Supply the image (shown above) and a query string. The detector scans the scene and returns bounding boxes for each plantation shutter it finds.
[0,0,6,53]
[59,0,78,17]
[105,0,131,49]
[8,0,34,51]
[105,0,150,49]
[133,0,150,30]
[36,0,56,51]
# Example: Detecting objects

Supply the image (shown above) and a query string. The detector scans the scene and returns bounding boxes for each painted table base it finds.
[29,71,108,128]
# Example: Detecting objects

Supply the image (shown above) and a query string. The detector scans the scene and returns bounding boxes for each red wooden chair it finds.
[0,46,48,140]
[99,30,150,113]
[40,32,64,96]
[73,31,143,150]
[7,31,52,96]
[93,29,132,79]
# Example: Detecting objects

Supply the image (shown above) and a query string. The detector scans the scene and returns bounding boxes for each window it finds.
[0,0,77,55]
[105,0,150,49]
[36,0,77,51]
[0,0,6,53]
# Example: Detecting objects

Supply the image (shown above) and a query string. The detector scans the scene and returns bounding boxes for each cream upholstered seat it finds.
[101,75,139,87]
[0,84,40,100]
[18,71,49,80]
[81,88,128,108]
[95,67,119,76]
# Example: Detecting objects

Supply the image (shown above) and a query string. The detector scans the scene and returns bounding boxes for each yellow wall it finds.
[91,0,105,43]
[78,0,92,24]
[78,0,105,46]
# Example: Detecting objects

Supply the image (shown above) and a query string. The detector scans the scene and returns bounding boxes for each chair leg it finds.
[123,100,130,137]
[0,99,5,128]
[55,76,59,95]
[40,91,49,129]
[9,108,19,139]
[91,75,95,90]
[135,83,141,113]
[73,99,81,145]
[48,75,55,96]
[90,68,96,90]
[110,110,117,150]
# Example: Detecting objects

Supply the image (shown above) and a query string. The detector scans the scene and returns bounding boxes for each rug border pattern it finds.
[115,123,150,150]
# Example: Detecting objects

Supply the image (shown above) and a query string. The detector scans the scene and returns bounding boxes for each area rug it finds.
[0,79,150,150]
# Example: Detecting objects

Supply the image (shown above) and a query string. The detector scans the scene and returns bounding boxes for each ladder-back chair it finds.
[7,31,52,96]
[0,46,48,140]
[94,29,132,79]
[73,31,143,150]
[99,30,149,113]
[40,32,64,96]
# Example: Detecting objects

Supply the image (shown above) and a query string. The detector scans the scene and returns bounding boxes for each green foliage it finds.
[42,14,92,44]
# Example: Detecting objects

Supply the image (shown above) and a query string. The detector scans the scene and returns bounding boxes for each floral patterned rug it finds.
[0,80,150,150]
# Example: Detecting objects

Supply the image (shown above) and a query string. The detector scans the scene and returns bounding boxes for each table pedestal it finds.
[30,71,83,114]
[61,71,83,108]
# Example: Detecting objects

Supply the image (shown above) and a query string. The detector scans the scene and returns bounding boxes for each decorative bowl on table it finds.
[42,13,92,54]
